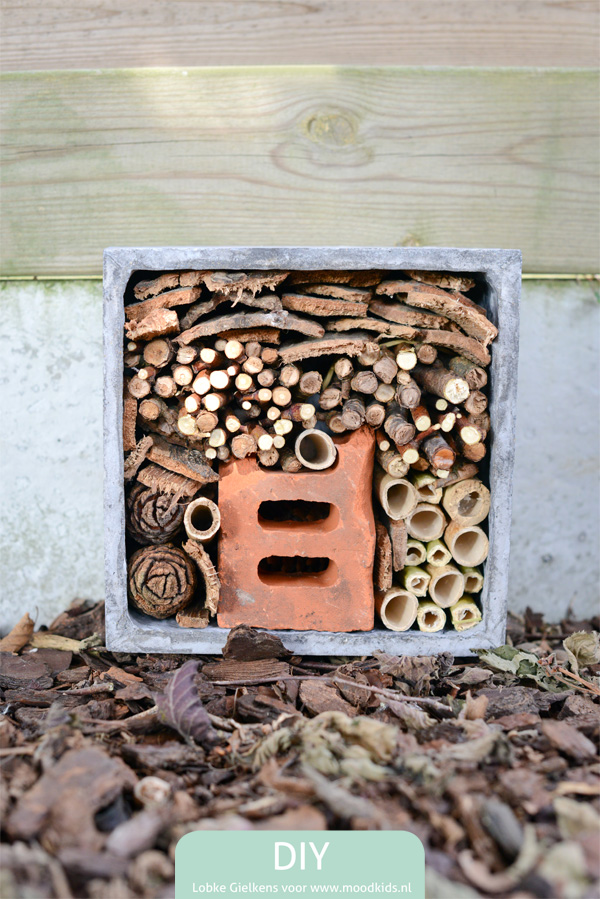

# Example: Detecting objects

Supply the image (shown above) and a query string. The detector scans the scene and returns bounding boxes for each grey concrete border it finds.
[104,247,521,655]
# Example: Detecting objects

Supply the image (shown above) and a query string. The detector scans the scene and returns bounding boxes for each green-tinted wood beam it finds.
[1,67,598,276]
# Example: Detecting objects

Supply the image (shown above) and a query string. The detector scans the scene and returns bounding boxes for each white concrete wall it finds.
[1,278,598,632]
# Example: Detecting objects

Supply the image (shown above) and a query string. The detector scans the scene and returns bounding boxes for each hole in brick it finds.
[258,500,331,523]
[258,556,331,577]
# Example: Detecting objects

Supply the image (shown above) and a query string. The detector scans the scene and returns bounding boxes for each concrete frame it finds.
[104,246,521,655]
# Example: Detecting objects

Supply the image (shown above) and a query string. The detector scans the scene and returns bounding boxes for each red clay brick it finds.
[217,426,376,631]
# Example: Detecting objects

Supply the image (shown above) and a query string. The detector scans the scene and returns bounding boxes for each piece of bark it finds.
[374,521,393,592]
[282,292,368,318]
[388,518,408,571]
[286,270,382,288]
[541,720,597,761]
[126,484,186,545]
[328,317,389,333]
[126,287,203,322]
[203,658,290,683]
[404,270,476,292]
[176,605,210,628]
[6,748,136,850]
[202,270,288,298]
[176,311,323,345]
[225,327,281,344]
[125,309,180,341]
[124,436,153,481]
[128,544,196,619]
[223,624,289,661]
[370,297,450,329]
[302,283,373,303]
[0,613,34,653]
[133,271,206,301]
[299,680,358,718]
[147,436,218,484]
[182,538,220,616]
[123,394,138,452]
[376,281,497,345]
[136,464,203,499]
[278,333,367,364]
[416,328,491,366]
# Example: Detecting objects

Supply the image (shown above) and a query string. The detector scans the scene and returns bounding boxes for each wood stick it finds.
[273,418,293,436]
[365,402,386,428]
[225,339,245,360]
[200,347,225,366]
[436,410,456,432]
[196,410,219,432]
[350,370,378,394]
[298,370,323,397]
[192,372,212,395]
[250,425,274,451]
[176,345,197,364]
[261,346,279,365]
[143,338,174,368]
[319,386,342,410]
[394,442,420,465]
[209,369,230,391]
[224,413,242,433]
[266,406,281,421]
[205,446,217,460]
[139,397,166,421]
[433,462,479,490]
[272,434,286,450]
[281,402,314,422]
[384,405,415,446]
[341,397,366,430]
[231,433,258,458]
[234,372,254,392]
[372,350,398,384]
[411,405,431,431]
[203,392,229,412]
[357,341,381,366]
[243,355,264,374]
[326,411,347,434]
[257,368,276,387]
[463,389,488,415]
[395,343,418,371]
[183,393,202,414]
[280,448,303,472]
[127,375,151,399]
[416,343,438,364]
[374,382,396,404]
[423,434,455,471]
[376,431,391,452]
[413,362,470,404]
[458,417,487,445]
[395,377,421,410]
[448,355,488,389]
[334,357,354,379]
[377,449,409,477]
[279,364,301,387]
[272,386,292,407]
[258,448,279,467]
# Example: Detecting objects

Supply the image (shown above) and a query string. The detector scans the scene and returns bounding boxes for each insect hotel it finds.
[104,248,520,655]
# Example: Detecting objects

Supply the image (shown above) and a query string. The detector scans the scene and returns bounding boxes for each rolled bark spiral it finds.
[128,544,196,619]
[126,484,185,545]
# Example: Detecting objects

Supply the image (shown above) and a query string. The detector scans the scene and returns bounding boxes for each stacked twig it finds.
[122,267,497,632]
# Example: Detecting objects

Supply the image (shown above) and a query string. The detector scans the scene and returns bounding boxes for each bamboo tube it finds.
[374,470,418,521]
[405,539,427,566]
[416,601,446,633]
[444,521,489,567]
[377,450,409,478]
[376,588,418,632]
[402,566,431,597]
[426,539,452,568]
[184,497,221,543]
[460,566,484,593]
[450,597,482,631]
[412,472,443,504]
[295,429,337,470]
[427,563,465,608]
[395,343,418,371]
[406,503,447,541]
[442,478,490,526]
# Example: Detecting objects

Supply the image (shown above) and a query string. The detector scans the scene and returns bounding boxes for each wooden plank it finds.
[1,1,598,70]
[1,67,598,276]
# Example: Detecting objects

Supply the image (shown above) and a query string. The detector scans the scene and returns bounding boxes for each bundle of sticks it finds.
[122,266,497,632]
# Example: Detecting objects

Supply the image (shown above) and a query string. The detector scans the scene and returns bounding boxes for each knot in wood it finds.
[305,110,357,147]
[126,484,185,545]
[128,544,196,619]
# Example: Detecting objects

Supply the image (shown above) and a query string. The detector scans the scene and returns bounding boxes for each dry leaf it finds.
[0,614,34,653]
[155,661,219,748]
[563,631,600,674]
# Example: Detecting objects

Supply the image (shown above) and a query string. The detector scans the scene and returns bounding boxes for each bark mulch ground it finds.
[1,603,599,898]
